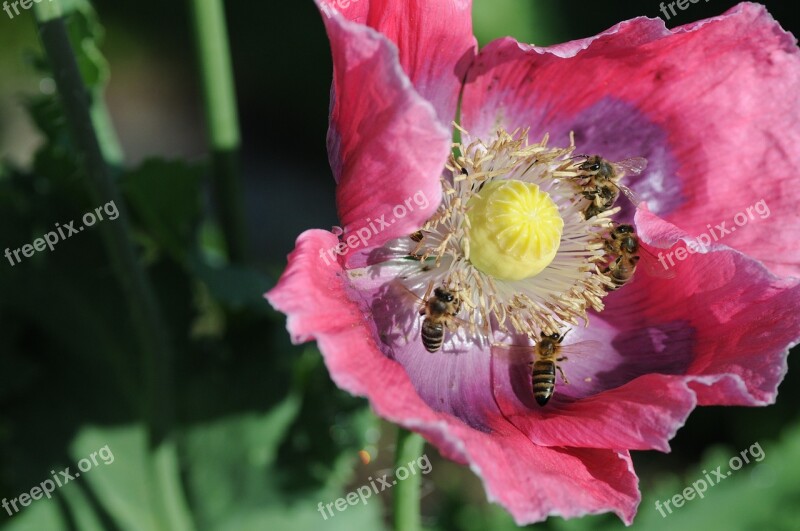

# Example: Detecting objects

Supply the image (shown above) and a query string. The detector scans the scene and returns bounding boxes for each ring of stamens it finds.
[403,126,619,341]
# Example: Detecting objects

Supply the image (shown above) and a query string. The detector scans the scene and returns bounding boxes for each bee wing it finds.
[446,314,480,334]
[613,157,648,176]
[619,183,642,206]
[559,340,603,358]
[492,339,602,362]
[491,343,536,365]
[645,262,677,279]
[637,246,677,279]
[391,281,430,312]
[607,181,642,207]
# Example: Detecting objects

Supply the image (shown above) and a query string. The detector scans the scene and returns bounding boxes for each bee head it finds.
[580,156,611,176]
[541,329,570,344]
[434,288,454,302]
[540,331,561,341]
[579,158,602,172]
[616,224,635,234]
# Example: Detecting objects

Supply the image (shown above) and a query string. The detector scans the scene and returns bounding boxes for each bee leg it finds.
[445,320,461,334]
[555,363,569,384]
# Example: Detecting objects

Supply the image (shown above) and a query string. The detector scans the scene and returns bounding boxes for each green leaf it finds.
[181,385,384,531]
[190,255,273,311]
[472,0,565,47]
[68,425,178,531]
[182,394,302,528]
[0,498,64,531]
[121,159,204,263]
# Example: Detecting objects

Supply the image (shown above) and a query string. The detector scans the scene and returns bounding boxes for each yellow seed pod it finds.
[466,180,563,280]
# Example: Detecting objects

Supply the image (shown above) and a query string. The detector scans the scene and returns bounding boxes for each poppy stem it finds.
[393,428,426,531]
[189,0,248,263]
[34,4,195,530]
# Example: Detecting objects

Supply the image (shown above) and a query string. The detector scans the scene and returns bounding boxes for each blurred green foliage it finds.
[0,3,382,530]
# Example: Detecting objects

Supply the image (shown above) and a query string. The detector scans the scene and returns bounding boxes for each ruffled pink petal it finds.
[319,0,476,125]
[443,427,640,526]
[317,5,452,266]
[479,207,800,452]
[266,230,640,525]
[492,370,696,452]
[461,3,800,277]
[631,207,800,406]
[460,17,670,142]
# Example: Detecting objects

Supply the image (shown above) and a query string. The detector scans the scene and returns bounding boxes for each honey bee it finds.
[603,254,640,290]
[574,156,647,218]
[530,331,570,406]
[418,285,463,352]
[604,223,639,256]
[582,184,619,219]
[410,230,424,242]
[601,223,640,290]
[494,331,598,406]
[602,222,675,288]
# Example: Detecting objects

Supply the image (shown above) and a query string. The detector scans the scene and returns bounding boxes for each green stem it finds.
[34,0,123,167]
[89,91,125,166]
[189,0,248,263]
[393,428,426,531]
[34,5,194,530]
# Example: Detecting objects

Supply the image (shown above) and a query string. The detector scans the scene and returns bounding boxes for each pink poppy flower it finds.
[267,1,800,524]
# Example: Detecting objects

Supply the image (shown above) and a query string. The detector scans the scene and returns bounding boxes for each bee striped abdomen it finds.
[531,360,556,406]
[421,319,444,352]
